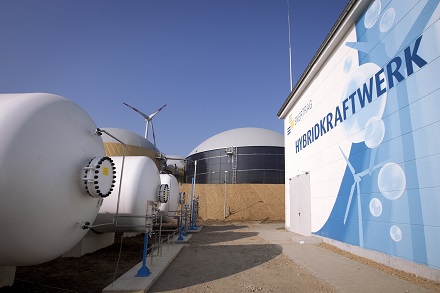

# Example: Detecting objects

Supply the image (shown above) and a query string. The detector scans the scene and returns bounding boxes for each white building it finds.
[278,0,440,281]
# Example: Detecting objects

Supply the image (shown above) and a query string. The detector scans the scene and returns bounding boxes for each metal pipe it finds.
[178,206,184,240]
[158,215,163,256]
[224,171,228,219]
[190,161,197,227]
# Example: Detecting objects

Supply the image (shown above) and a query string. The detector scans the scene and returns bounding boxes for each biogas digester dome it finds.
[185,128,284,184]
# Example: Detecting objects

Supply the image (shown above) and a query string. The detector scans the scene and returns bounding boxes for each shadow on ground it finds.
[189,230,260,246]
[148,224,282,292]
[0,233,145,293]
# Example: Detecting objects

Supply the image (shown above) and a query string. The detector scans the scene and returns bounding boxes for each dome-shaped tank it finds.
[92,156,161,233]
[159,174,180,223]
[100,128,163,171]
[186,127,285,184]
[0,93,109,266]
[188,127,284,155]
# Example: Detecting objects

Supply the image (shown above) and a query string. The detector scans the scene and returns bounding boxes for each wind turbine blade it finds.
[358,169,371,177]
[356,180,364,247]
[358,159,390,177]
[123,102,149,120]
[371,160,390,171]
[149,104,167,120]
[344,181,357,224]
[157,103,167,112]
[339,146,356,175]
[151,119,156,147]
[368,147,377,175]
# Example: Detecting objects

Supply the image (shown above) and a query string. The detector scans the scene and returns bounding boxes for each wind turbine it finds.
[123,102,167,147]
[339,146,388,247]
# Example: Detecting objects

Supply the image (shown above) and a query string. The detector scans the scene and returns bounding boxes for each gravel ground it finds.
[149,223,336,293]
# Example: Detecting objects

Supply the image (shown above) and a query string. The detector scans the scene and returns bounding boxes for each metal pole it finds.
[183,204,188,236]
[158,215,163,256]
[287,0,293,91]
[177,204,184,240]
[190,161,197,228]
[224,171,228,219]
[95,128,126,223]
[135,232,151,277]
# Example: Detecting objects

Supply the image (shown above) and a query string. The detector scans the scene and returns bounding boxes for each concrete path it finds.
[102,233,196,293]
[251,222,435,293]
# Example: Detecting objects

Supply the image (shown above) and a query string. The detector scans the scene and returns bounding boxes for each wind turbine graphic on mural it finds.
[123,102,167,147]
[339,146,388,247]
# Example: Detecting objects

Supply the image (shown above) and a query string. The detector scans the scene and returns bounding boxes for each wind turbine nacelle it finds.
[0,93,112,266]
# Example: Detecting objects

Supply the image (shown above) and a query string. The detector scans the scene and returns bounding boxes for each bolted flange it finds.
[158,184,169,203]
[82,156,116,198]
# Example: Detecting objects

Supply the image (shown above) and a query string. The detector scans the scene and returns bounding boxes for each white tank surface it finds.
[100,127,158,152]
[159,174,180,223]
[0,93,113,266]
[100,128,163,171]
[92,156,161,233]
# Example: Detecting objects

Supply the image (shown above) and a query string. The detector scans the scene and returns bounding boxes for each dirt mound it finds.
[179,184,284,221]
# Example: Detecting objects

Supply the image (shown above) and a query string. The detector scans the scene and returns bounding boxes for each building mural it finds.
[284,0,439,270]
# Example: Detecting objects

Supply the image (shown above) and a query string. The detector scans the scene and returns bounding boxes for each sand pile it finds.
[179,184,285,221]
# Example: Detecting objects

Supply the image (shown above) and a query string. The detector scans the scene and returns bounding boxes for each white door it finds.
[289,173,311,236]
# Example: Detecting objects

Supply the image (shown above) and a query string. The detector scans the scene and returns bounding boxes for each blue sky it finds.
[0,0,349,157]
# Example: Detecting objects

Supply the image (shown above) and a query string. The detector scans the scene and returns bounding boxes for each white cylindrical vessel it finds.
[92,156,161,232]
[0,93,107,266]
[159,174,180,222]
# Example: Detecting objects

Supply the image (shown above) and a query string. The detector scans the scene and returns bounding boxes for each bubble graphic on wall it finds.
[369,198,383,217]
[343,56,353,74]
[390,225,402,242]
[341,63,387,143]
[364,116,385,148]
[380,8,395,33]
[364,0,382,29]
[378,162,406,200]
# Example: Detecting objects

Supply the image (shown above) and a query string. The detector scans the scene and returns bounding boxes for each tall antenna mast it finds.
[287,0,293,91]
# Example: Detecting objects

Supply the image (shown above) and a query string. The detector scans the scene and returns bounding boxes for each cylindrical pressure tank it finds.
[159,174,180,223]
[100,127,163,171]
[0,93,110,266]
[92,156,161,233]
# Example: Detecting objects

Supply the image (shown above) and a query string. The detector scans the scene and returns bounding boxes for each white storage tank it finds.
[0,93,113,266]
[92,156,161,233]
[159,174,180,223]
[100,127,163,171]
